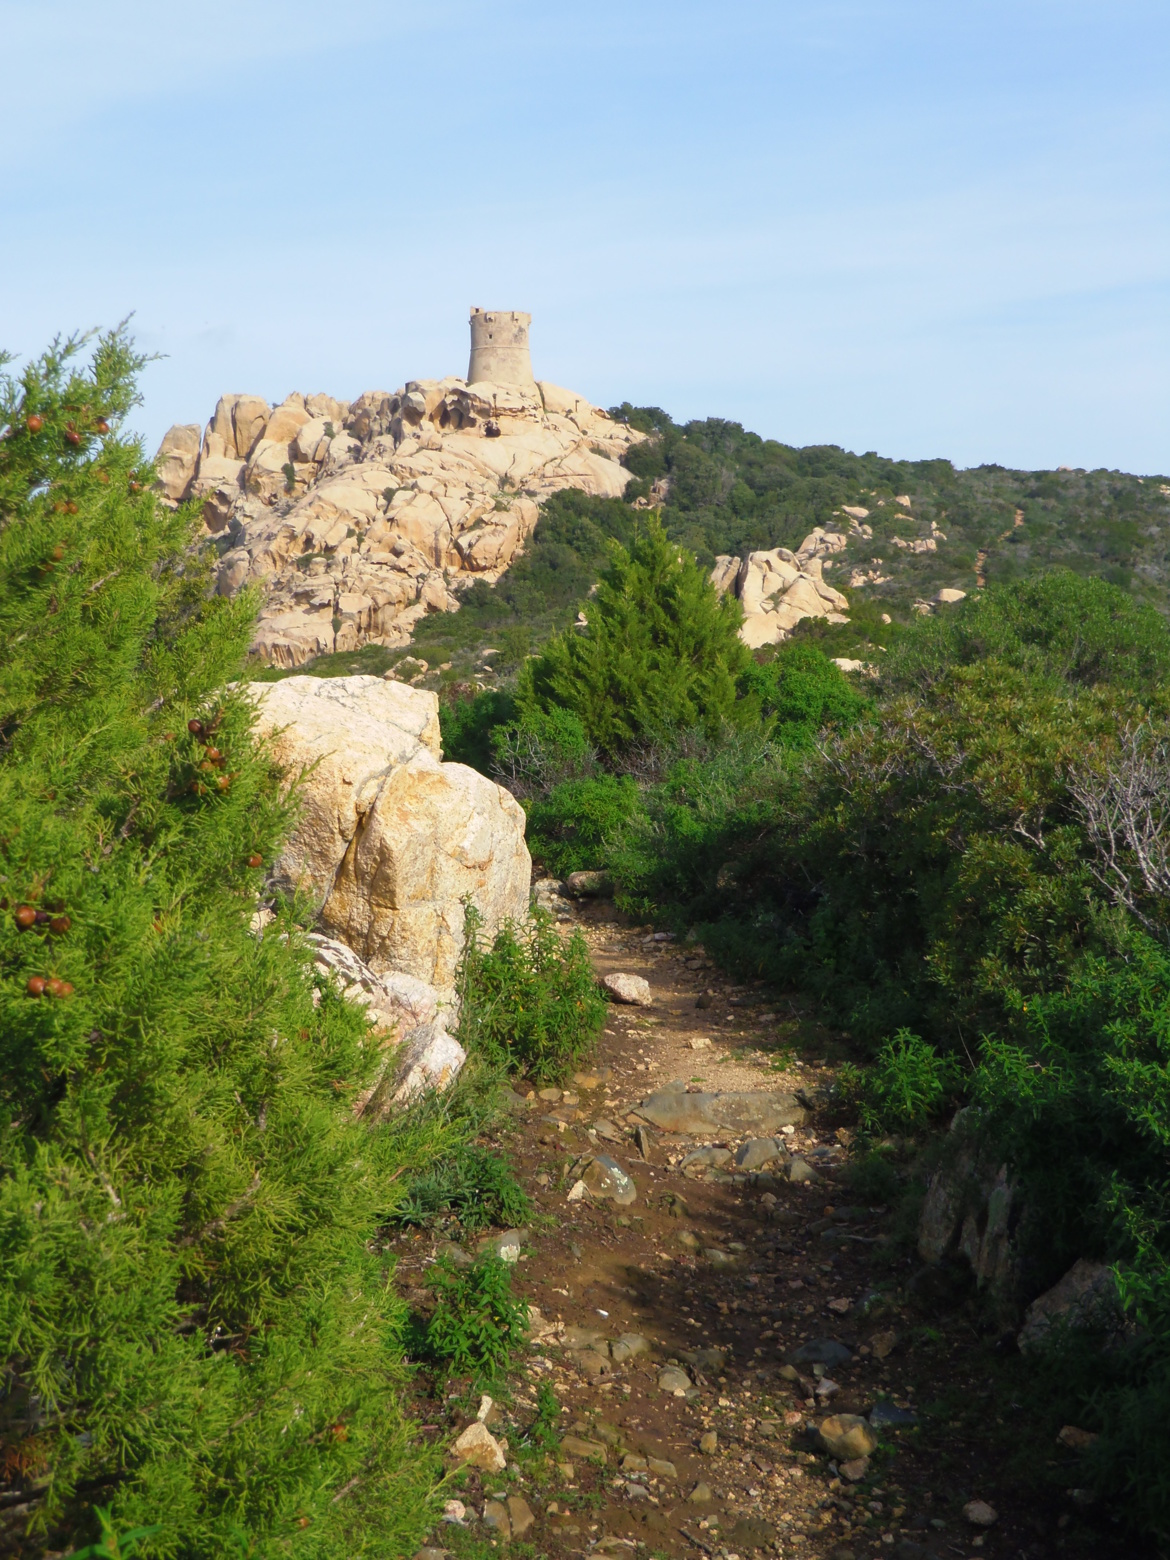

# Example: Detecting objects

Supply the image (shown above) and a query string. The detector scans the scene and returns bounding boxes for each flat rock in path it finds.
[580,1153,638,1206]
[787,1338,852,1369]
[507,1495,535,1538]
[635,1087,807,1136]
[729,1514,778,1551]
[604,972,653,1005]
[817,1413,878,1461]
[681,1145,733,1169]
[562,1325,609,1352]
[592,1118,625,1143]
[963,1499,998,1527]
[682,1346,728,1373]
[482,1501,510,1539]
[658,1365,693,1392]
[611,1332,651,1364]
[736,1136,790,1171]
[560,1433,608,1461]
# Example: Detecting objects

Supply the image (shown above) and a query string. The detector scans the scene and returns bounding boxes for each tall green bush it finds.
[522,513,752,754]
[0,333,444,1556]
[525,774,640,876]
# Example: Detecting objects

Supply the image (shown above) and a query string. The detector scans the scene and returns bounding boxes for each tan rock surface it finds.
[162,366,644,666]
[323,750,530,991]
[154,423,202,501]
[252,675,528,998]
[713,531,851,647]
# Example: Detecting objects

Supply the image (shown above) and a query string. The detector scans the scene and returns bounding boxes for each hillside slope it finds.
[252,404,1170,690]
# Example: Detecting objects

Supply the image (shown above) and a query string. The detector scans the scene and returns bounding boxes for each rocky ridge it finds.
[710,528,853,649]
[155,378,643,667]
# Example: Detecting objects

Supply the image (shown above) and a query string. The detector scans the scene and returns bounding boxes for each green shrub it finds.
[883,569,1170,698]
[522,1381,563,1454]
[440,687,518,773]
[0,331,444,1556]
[424,1255,528,1379]
[489,703,596,796]
[522,512,752,754]
[741,641,874,747]
[845,1149,902,1206]
[840,1031,960,1134]
[62,1508,160,1559]
[525,774,641,876]
[456,907,607,1082]
[394,1142,533,1233]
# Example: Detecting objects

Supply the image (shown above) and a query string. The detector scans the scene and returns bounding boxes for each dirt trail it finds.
[403,904,1113,1560]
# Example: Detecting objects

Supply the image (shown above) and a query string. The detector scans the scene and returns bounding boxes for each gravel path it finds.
[403,903,1117,1560]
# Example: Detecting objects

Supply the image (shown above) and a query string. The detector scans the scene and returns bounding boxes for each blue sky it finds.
[1,0,1166,472]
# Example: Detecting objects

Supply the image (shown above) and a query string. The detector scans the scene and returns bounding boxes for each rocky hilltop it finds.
[155,374,642,667]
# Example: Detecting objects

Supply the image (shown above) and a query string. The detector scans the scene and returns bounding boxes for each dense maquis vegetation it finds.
[0,335,608,1559]
[614,403,1170,618]
[447,553,1170,1544]
[261,402,1168,695]
[0,332,453,1555]
[7,330,1170,1551]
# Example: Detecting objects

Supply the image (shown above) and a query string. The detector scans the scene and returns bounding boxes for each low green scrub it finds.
[489,704,597,797]
[525,774,640,876]
[424,1255,529,1380]
[394,1141,533,1233]
[456,908,607,1082]
[839,1031,960,1135]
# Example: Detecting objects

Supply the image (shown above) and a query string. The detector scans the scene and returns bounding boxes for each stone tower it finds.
[467,307,535,388]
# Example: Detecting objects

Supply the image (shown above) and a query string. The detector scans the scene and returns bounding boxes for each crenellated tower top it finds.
[467,308,535,388]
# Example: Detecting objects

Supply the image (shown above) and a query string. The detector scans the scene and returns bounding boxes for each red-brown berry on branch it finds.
[65,425,81,446]
[46,978,74,998]
[14,905,37,930]
[248,854,263,868]
[49,916,71,935]
[188,719,204,736]
[27,976,46,997]
[26,414,44,433]
[95,418,110,434]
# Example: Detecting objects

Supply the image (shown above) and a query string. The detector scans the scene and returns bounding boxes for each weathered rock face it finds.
[252,675,530,997]
[1017,1259,1120,1353]
[156,378,643,667]
[306,933,465,1114]
[710,528,851,647]
[917,1108,1018,1301]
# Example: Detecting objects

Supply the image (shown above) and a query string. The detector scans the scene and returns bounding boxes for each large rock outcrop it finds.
[711,528,851,648]
[253,675,530,998]
[158,379,644,667]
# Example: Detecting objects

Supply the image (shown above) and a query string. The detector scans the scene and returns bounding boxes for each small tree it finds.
[521,513,751,753]
[0,332,439,1555]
